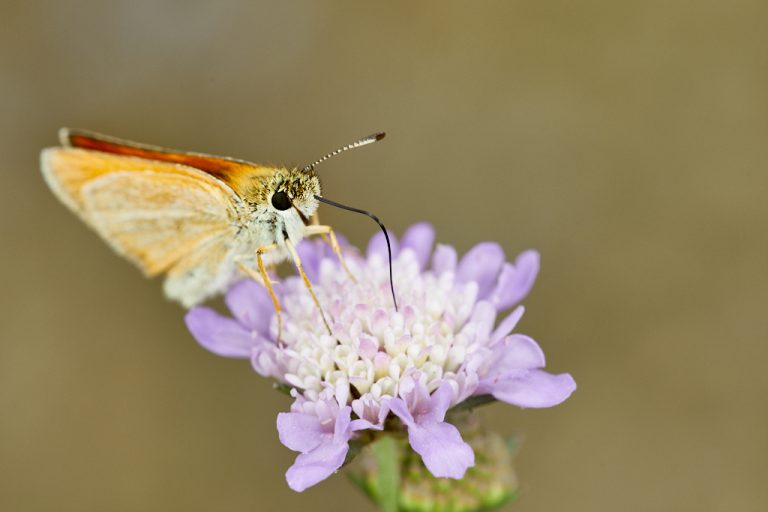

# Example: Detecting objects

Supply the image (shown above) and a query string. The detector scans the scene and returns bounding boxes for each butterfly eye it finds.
[271,191,292,211]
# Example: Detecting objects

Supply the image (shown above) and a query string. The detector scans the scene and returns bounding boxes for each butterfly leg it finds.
[307,213,333,247]
[284,238,333,335]
[304,224,357,283]
[234,256,266,286]
[235,245,284,342]
[256,244,286,342]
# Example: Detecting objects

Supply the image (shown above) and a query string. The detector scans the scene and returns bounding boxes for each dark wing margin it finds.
[60,127,258,183]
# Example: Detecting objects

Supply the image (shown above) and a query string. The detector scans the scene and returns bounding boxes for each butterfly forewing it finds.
[41,147,253,304]
[61,129,275,196]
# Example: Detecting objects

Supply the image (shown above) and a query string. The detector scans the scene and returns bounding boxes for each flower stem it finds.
[372,436,401,512]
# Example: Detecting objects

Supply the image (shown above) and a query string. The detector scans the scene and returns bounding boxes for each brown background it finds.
[1,1,766,511]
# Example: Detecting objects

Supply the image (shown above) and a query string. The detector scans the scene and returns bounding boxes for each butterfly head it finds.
[249,167,321,248]
[269,167,321,222]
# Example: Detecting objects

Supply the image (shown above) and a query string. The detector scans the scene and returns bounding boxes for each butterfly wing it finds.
[41,146,253,306]
[60,128,276,196]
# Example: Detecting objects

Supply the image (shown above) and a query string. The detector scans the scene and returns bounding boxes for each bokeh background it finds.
[2,1,766,511]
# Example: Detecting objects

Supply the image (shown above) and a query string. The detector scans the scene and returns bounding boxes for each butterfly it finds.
[41,128,395,336]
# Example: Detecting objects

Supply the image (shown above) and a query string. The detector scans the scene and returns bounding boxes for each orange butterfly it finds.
[41,129,393,336]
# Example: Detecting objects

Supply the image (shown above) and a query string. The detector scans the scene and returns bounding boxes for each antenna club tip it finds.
[374,132,386,141]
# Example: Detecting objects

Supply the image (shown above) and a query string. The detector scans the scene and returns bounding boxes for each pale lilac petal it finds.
[423,381,454,423]
[366,230,400,261]
[397,374,431,413]
[400,222,435,269]
[390,382,473,479]
[251,344,282,378]
[349,418,381,431]
[276,412,325,453]
[388,397,415,426]
[283,406,353,492]
[295,239,326,282]
[334,233,350,248]
[296,235,349,281]
[285,439,350,492]
[407,421,474,479]
[490,250,540,310]
[490,369,576,408]
[225,280,274,334]
[451,365,480,404]
[431,244,457,275]
[492,334,546,371]
[185,307,256,358]
[491,306,525,342]
[466,301,496,342]
[351,396,390,429]
[476,335,548,395]
[457,242,506,298]
[332,404,352,440]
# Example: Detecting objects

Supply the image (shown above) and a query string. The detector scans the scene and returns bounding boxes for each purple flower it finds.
[185,222,576,490]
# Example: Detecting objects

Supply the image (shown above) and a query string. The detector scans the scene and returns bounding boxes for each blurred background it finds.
[1,1,766,511]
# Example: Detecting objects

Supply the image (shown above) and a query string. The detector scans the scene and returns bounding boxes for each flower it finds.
[185,223,576,491]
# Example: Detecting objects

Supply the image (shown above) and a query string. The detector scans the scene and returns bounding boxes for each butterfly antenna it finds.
[302,132,386,173]
[314,195,398,311]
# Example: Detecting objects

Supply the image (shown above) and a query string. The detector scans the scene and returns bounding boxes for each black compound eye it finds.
[271,191,291,211]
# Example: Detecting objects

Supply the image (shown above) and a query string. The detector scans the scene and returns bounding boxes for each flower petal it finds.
[466,301,496,343]
[277,412,326,453]
[388,397,415,427]
[351,395,390,429]
[406,420,475,479]
[490,250,540,310]
[225,280,274,334]
[457,242,506,298]
[366,229,399,261]
[332,403,352,441]
[400,222,435,270]
[431,244,457,275]
[251,343,282,379]
[285,438,350,492]
[490,369,576,408]
[424,381,455,423]
[494,334,547,371]
[476,335,551,395]
[390,381,473,478]
[295,239,324,282]
[184,307,256,358]
[491,306,525,343]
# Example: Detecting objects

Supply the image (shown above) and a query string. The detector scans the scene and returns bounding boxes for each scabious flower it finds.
[185,223,576,492]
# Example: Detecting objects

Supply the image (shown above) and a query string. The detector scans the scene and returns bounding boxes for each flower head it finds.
[186,223,575,491]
